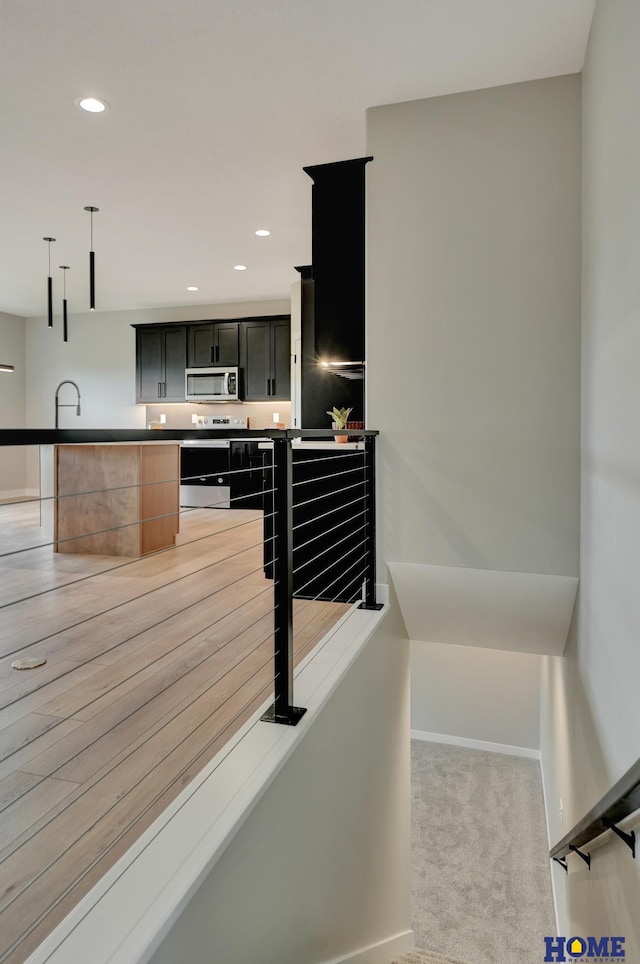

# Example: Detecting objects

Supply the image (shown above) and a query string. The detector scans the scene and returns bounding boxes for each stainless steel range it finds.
[180,416,248,509]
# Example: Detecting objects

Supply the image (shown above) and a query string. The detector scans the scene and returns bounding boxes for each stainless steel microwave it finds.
[185,367,240,402]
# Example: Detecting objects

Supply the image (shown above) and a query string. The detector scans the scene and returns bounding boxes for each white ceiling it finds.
[0,0,595,318]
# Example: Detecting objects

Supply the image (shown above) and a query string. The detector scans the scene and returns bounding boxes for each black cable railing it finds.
[550,756,640,872]
[0,426,380,961]
[259,429,380,726]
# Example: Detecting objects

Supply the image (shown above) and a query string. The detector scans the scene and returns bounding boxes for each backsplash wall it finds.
[144,401,291,431]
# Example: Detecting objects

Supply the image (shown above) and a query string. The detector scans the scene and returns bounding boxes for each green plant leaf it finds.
[326,406,353,429]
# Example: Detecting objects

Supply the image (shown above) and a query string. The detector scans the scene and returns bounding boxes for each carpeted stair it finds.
[392,951,466,964]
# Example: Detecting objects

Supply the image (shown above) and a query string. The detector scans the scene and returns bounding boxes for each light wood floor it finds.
[0,501,349,964]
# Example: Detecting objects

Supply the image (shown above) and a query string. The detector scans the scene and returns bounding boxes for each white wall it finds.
[0,310,27,494]
[540,0,640,951]
[411,640,541,752]
[366,75,582,747]
[366,75,581,578]
[24,298,290,430]
[149,593,411,964]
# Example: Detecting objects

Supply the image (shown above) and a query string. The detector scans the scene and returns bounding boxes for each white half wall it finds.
[0,310,27,494]
[366,75,581,585]
[540,0,640,954]
[149,593,411,964]
[411,638,541,752]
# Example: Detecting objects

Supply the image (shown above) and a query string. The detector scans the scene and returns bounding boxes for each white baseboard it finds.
[411,728,541,760]
[0,488,39,500]
[539,751,561,935]
[321,930,414,964]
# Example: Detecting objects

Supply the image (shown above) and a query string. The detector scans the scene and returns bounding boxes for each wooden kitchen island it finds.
[55,443,180,556]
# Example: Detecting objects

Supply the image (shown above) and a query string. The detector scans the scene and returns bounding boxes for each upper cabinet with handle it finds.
[133,315,290,404]
[134,325,187,402]
[240,316,291,401]
[187,322,239,367]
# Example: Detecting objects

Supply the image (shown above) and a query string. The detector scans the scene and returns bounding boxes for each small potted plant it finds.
[327,406,353,443]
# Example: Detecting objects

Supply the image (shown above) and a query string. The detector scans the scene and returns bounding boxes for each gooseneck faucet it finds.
[54,380,81,428]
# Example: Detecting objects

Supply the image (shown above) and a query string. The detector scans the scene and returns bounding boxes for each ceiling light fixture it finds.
[84,205,99,310]
[43,237,56,328]
[0,364,15,373]
[186,285,199,291]
[77,97,108,113]
[60,266,70,342]
[233,264,247,271]
[255,229,270,237]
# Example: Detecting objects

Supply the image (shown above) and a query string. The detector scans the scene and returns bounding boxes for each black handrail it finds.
[550,756,640,871]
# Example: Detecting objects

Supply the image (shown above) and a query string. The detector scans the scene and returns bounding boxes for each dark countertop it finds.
[0,428,378,446]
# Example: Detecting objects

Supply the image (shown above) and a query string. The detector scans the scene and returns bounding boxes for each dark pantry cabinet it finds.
[240,316,290,401]
[135,325,187,402]
[187,322,239,367]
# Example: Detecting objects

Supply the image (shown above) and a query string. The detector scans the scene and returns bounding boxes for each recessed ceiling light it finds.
[76,96,109,113]
[186,285,199,291]
[255,229,270,237]
[233,264,247,271]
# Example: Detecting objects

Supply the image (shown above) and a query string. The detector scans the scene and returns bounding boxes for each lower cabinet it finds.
[55,444,180,556]
[230,441,267,510]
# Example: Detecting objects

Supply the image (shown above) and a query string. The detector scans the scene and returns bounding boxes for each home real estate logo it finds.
[544,936,625,962]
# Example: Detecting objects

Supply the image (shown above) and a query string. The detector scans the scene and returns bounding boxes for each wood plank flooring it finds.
[0,502,350,963]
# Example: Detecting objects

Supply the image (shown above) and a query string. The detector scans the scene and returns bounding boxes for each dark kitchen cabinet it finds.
[300,157,371,427]
[135,325,187,402]
[230,441,267,510]
[303,157,370,363]
[187,322,239,367]
[240,316,290,401]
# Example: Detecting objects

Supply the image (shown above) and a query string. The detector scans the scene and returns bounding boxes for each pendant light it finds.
[84,205,99,310]
[59,266,70,342]
[43,237,56,327]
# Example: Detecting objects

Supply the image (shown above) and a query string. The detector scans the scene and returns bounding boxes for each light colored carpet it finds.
[411,740,555,964]
[393,951,465,964]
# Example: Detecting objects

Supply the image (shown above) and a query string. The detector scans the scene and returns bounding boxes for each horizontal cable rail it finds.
[550,756,640,871]
[0,427,379,961]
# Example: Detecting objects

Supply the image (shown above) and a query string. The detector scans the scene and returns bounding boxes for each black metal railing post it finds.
[261,436,307,726]
[360,434,383,611]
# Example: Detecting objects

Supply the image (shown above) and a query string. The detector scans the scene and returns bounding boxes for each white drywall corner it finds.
[389,561,577,656]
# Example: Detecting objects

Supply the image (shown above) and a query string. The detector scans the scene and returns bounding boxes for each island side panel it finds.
[55,444,141,556]
[140,444,180,555]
